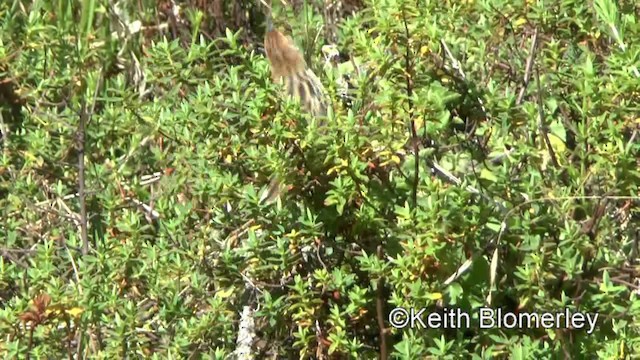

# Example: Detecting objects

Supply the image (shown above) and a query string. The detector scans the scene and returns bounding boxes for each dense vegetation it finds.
[1,0,639,358]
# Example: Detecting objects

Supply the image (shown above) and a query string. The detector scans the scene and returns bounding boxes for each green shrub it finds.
[1,0,638,358]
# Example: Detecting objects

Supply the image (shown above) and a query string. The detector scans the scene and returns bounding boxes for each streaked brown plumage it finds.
[259,11,329,205]
[264,28,328,117]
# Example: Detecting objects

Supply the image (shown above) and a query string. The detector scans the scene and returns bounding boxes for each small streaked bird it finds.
[263,20,328,118]
[259,9,330,205]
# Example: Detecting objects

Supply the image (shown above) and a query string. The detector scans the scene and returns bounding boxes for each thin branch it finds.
[65,245,82,296]
[428,160,507,213]
[77,69,103,256]
[77,95,89,256]
[516,28,539,105]
[440,39,488,117]
[401,8,419,209]
[0,248,31,269]
[128,197,161,220]
[6,171,162,218]
[534,66,559,169]
[376,246,388,360]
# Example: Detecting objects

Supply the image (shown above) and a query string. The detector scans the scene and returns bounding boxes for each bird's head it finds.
[259,0,327,118]
[264,29,306,80]
[259,0,305,78]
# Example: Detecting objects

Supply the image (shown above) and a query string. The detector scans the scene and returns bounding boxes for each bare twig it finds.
[55,197,82,232]
[65,245,82,296]
[0,111,7,145]
[139,172,163,185]
[516,28,539,105]
[534,67,559,169]
[77,99,88,254]
[239,272,264,295]
[376,246,388,360]
[128,197,160,220]
[316,241,328,271]
[223,219,257,249]
[440,39,488,117]
[0,248,31,268]
[77,70,103,255]
[77,100,88,254]
[6,171,163,219]
[401,8,419,210]
[429,160,507,213]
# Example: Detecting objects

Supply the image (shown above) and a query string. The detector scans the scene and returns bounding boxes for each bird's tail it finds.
[259,175,285,205]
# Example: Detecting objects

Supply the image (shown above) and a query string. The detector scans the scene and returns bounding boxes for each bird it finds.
[259,9,330,205]
[263,19,328,118]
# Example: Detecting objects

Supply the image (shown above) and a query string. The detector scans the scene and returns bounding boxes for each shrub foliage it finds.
[1,0,639,358]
